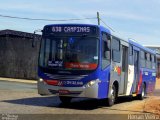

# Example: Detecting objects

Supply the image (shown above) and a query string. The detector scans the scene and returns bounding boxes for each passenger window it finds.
[112,37,120,63]
[140,51,145,59]
[129,45,133,55]
[140,51,145,67]
[112,50,121,62]
[151,55,156,69]
[154,56,156,63]
[112,37,120,50]
[129,45,133,65]
[145,53,151,69]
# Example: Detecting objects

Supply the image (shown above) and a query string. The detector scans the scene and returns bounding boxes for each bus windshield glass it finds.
[39,36,99,70]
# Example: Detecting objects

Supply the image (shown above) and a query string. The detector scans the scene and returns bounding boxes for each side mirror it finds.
[32,29,42,48]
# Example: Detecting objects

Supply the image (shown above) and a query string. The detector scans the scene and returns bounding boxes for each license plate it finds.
[58,90,70,94]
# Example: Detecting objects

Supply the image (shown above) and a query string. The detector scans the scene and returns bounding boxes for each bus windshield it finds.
[39,36,99,70]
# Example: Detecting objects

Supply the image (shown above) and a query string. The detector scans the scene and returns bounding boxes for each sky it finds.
[0,0,160,45]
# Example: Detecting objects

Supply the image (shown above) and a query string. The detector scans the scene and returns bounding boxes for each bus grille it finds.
[44,73,87,80]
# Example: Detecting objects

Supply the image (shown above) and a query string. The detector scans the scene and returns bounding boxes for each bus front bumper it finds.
[37,79,99,98]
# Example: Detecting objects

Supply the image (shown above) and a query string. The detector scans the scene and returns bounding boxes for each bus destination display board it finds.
[43,25,99,36]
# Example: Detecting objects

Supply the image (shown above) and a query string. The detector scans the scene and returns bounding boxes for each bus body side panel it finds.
[151,70,156,93]
[108,62,121,98]
[147,70,154,94]
[129,40,156,96]
[107,38,122,98]
[97,66,110,98]
[140,68,156,95]
[142,68,149,94]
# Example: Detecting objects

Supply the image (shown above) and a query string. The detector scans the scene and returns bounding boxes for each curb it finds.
[0,77,37,84]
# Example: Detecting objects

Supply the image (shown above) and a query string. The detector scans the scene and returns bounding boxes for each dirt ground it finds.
[156,78,160,89]
[130,79,160,115]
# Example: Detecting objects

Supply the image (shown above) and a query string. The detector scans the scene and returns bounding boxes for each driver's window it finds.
[102,32,111,69]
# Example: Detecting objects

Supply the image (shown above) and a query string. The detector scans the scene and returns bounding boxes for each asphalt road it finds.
[0,80,159,120]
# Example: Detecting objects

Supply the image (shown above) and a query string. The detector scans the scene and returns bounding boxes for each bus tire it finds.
[107,85,117,106]
[137,83,146,100]
[59,96,72,104]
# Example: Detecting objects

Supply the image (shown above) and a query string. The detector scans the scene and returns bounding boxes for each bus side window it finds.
[146,53,151,68]
[129,45,133,65]
[151,54,156,69]
[140,50,145,67]
[102,32,111,69]
[112,37,120,63]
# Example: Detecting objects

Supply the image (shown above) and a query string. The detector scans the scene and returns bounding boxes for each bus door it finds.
[120,45,128,94]
[133,50,140,93]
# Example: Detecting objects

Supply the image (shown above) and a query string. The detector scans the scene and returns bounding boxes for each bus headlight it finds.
[39,78,47,85]
[39,78,43,82]
[86,79,100,87]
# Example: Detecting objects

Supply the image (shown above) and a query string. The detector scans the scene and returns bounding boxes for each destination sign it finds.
[43,25,98,36]
[52,26,90,33]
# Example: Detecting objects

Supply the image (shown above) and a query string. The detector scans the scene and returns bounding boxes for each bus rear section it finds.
[126,40,157,100]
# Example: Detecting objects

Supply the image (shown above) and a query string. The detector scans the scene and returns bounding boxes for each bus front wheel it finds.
[59,96,72,104]
[107,85,117,106]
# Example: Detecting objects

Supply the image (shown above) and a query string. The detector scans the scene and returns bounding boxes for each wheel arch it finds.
[113,80,119,96]
[143,81,147,93]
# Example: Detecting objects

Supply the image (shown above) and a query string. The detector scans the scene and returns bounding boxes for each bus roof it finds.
[128,39,156,54]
